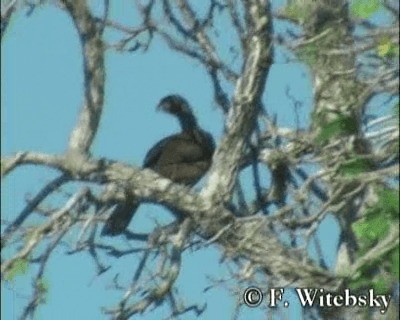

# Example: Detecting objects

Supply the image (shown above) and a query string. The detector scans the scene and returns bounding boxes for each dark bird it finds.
[101,95,215,236]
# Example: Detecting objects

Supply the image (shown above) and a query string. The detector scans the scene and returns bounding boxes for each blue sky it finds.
[0,2,346,319]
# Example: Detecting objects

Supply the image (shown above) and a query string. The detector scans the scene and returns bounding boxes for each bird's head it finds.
[157,95,192,116]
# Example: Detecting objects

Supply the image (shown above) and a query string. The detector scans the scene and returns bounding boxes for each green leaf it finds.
[296,43,318,66]
[371,275,391,294]
[377,188,399,217]
[37,278,49,304]
[377,42,390,57]
[284,3,309,22]
[350,270,393,294]
[315,115,358,145]
[392,103,400,130]
[377,38,392,57]
[4,258,29,281]
[377,37,398,58]
[393,103,400,118]
[349,242,398,293]
[350,0,381,19]
[352,215,390,248]
[339,157,373,176]
[390,247,399,279]
[349,275,370,290]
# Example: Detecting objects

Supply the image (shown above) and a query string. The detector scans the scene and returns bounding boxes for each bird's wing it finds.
[142,135,179,168]
[194,129,216,155]
[143,132,213,168]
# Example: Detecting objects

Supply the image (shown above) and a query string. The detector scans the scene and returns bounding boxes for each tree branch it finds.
[202,0,273,203]
[61,0,105,154]
[1,150,340,290]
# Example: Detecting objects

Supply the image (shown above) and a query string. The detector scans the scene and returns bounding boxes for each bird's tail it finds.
[101,201,139,236]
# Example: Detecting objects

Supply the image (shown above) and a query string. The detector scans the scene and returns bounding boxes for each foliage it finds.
[349,187,399,293]
[376,188,400,219]
[338,156,374,177]
[283,2,309,23]
[353,187,399,249]
[352,215,391,250]
[350,0,381,19]
[394,103,400,119]
[37,278,49,304]
[377,37,399,59]
[314,115,358,145]
[390,248,399,279]
[296,43,319,66]
[4,258,29,281]
[349,245,399,294]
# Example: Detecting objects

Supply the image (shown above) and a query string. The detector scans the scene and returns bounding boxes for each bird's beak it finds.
[157,101,169,112]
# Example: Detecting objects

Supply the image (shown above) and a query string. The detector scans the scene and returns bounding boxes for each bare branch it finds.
[106,219,192,318]
[1,0,17,40]
[61,0,105,154]
[2,173,70,245]
[1,149,341,290]
[202,0,273,202]
[1,188,88,274]
[3,1,398,318]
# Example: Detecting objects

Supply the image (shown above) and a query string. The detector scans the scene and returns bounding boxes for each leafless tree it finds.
[1,1,399,319]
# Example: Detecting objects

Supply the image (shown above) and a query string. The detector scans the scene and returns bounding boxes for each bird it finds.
[101,95,215,236]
